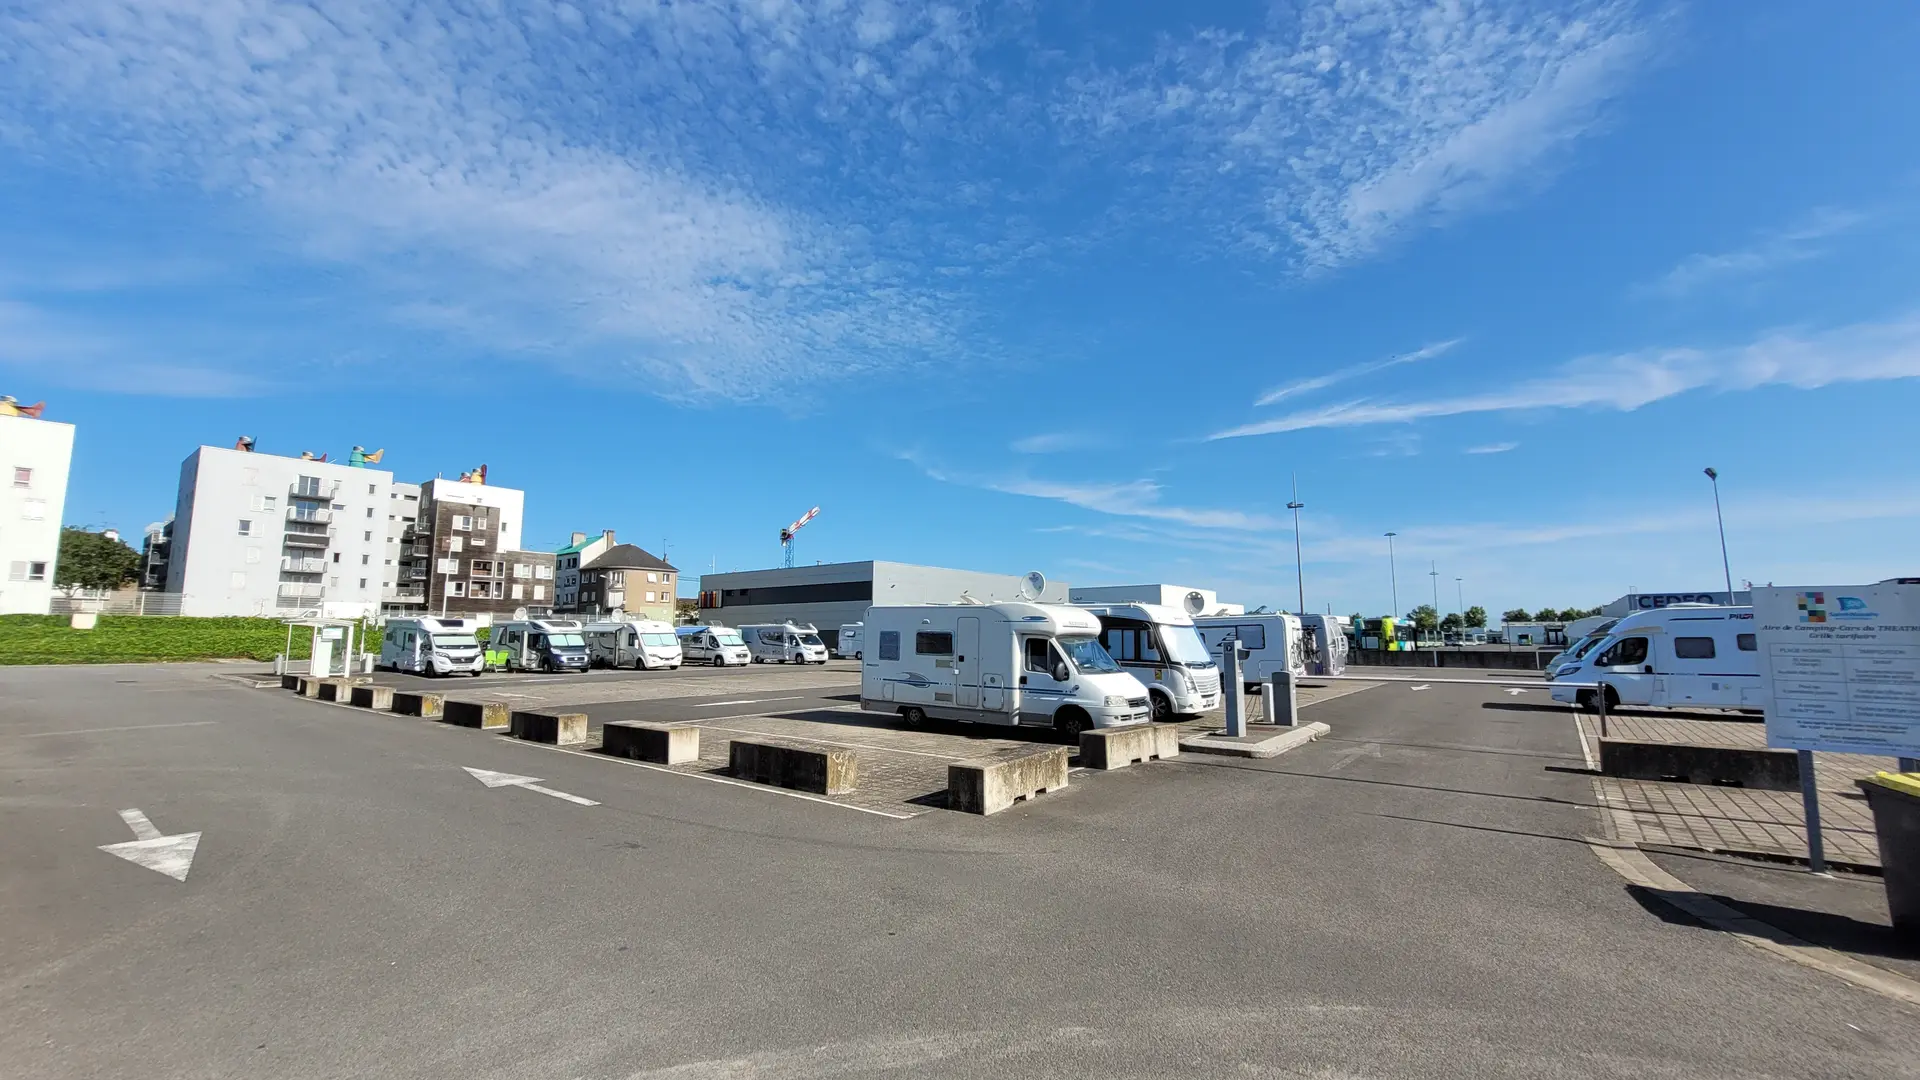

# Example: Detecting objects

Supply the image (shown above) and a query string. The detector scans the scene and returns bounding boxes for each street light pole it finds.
[1456,576,1464,615]
[1704,467,1735,600]
[1384,532,1399,615]
[1287,473,1306,616]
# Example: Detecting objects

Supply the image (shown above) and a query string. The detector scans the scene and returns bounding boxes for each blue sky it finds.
[3,0,1918,617]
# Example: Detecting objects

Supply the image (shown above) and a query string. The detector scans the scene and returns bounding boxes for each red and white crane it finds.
[780,506,820,568]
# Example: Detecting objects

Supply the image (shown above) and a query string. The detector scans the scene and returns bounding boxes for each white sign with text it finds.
[1754,583,1920,757]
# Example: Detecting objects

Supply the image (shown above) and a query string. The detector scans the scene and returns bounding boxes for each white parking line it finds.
[536,744,918,819]
[693,696,804,708]
[20,720,220,738]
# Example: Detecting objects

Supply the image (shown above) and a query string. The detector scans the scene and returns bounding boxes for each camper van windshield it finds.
[1059,635,1121,674]
[548,633,586,647]
[432,634,479,649]
[799,633,823,647]
[1160,625,1213,665]
[641,633,677,648]
[715,631,745,646]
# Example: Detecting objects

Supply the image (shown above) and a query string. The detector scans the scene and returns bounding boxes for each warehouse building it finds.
[1067,583,1243,616]
[697,561,1071,633]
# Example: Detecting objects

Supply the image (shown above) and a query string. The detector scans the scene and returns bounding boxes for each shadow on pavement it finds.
[1187,759,1605,810]
[1625,884,1920,971]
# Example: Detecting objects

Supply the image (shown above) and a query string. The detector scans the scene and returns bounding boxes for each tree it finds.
[1531,607,1559,621]
[1407,604,1440,633]
[1501,608,1530,623]
[54,527,140,593]
[1464,605,1488,628]
[1439,612,1464,632]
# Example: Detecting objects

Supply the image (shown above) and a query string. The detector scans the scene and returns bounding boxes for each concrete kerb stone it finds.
[1182,721,1331,759]
[949,746,1070,815]
[729,738,858,795]
[280,674,302,691]
[444,699,511,731]
[1599,739,1802,792]
[390,691,444,718]
[349,684,396,711]
[299,676,323,698]
[603,721,698,764]
[509,709,588,745]
[1079,723,1180,771]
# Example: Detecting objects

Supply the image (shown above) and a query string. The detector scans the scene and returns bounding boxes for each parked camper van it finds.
[1196,614,1306,692]
[741,623,829,664]
[1549,605,1759,711]
[860,602,1151,736]
[1544,618,1619,672]
[675,625,751,667]
[1078,602,1220,720]
[836,623,864,660]
[379,617,485,676]
[488,618,591,673]
[1299,613,1349,676]
[583,619,683,670]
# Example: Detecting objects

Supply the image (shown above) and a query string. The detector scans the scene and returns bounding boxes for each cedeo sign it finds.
[1630,592,1734,610]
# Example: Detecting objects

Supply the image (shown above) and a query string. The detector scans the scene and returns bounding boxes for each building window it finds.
[533,585,546,600]
[245,547,261,564]
[366,507,374,518]
[452,515,471,531]
[644,591,654,603]
[449,580,467,597]
[511,583,524,600]
[12,467,31,487]
[359,578,368,589]
[251,495,277,512]
[475,512,489,528]
[21,498,45,520]
[333,552,341,563]
[437,558,459,574]
[536,566,552,579]
[647,572,657,583]
[229,571,245,588]
[360,554,370,565]
[363,531,371,542]
[471,559,494,577]
[329,576,341,587]
[238,519,253,536]
[447,537,463,553]
[367,484,375,495]
[470,537,486,547]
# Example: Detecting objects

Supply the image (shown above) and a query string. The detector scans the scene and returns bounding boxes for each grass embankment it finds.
[0,615,319,665]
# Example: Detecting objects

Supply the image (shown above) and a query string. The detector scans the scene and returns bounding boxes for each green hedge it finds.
[0,615,337,666]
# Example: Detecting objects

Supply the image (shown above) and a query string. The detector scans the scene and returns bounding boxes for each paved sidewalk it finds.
[1578,712,1896,869]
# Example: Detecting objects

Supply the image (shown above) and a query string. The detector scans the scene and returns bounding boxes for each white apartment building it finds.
[381,481,426,614]
[163,445,394,618]
[0,410,76,614]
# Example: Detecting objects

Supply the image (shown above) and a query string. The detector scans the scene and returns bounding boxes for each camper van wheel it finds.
[900,706,926,728]
[1150,692,1172,723]
[1054,707,1091,741]
[713,655,725,667]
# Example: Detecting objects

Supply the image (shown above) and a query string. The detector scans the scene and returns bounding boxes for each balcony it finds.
[282,526,334,547]
[289,479,339,500]
[281,557,326,573]
[389,590,426,603]
[287,506,333,525]
[407,567,427,580]
[277,583,325,600]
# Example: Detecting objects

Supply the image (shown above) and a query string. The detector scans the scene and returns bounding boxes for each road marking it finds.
[1408,684,1430,691]
[98,808,200,882]
[1325,742,1382,773]
[693,696,805,708]
[538,745,919,820]
[1504,687,1529,695]
[462,766,599,806]
[21,720,219,738]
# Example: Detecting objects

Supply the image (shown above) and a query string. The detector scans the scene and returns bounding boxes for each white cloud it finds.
[1643,207,1867,299]
[1056,1,1649,270]
[1255,339,1461,406]
[1464,442,1518,454]
[1210,313,1920,438]
[1010,431,1097,454]
[904,452,1282,531]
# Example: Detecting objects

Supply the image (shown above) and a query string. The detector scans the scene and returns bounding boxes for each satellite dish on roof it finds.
[514,607,528,621]
[1184,591,1207,616]
[1018,570,1047,601]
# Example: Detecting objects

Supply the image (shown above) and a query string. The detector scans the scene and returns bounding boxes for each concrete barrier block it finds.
[949,746,1070,815]
[1080,724,1178,770]
[445,700,512,731]
[299,676,323,698]
[280,673,302,691]
[603,721,698,764]
[349,685,395,710]
[510,710,587,745]
[729,739,857,795]
[1598,739,1801,791]
[390,691,444,718]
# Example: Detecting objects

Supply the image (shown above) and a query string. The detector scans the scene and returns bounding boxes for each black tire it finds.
[1150,692,1173,723]
[1603,685,1621,711]
[1575,689,1596,711]
[854,651,862,661]
[1054,707,1091,741]
[470,670,482,678]
[900,706,927,727]
[713,655,724,667]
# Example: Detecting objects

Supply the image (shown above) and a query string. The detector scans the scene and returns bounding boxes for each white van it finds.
[741,623,829,664]
[1078,602,1220,720]
[583,619,683,670]
[675,625,751,667]
[1300,613,1349,676]
[1195,614,1305,692]
[1550,605,1760,710]
[487,618,591,673]
[860,602,1151,737]
[379,617,484,676]
[836,623,864,660]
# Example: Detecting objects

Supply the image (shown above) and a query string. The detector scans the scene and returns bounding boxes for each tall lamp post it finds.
[1456,576,1465,616]
[1429,562,1440,643]
[1703,467,1735,600]
[1287,473,1306,616]
[1384,532,1399,616]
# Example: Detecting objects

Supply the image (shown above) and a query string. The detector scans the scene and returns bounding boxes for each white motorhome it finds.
[487,618,591,673]
[583,619,684,670]
[836,623,864,660]
[1077,602,1220,720]
[378,616,484,676]
[1544,617,1620,671]
[676,625,751,667]
[741,623,829,664]
[1195,613,1305,692]
[1550,605,1760,710]
[861,602,1151,736]
[1299,613,1349,676]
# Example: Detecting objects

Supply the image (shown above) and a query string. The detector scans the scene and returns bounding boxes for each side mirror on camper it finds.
[1051,661,1070,683]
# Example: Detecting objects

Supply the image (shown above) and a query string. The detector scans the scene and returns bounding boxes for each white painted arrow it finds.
[462,767,598,806]
[1409,684,1431,691]
[1504,687,1530,696]
[1326,742,1382,773]
[98,808,200,882]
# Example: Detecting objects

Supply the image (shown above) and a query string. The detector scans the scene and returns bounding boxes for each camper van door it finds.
[955,616,980,709]
[1593,632,1655,705]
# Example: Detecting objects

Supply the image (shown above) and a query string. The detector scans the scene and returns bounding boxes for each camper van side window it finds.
[1026,638,1051,673]
[1736,633,1757,652]
[1237,625,1266,650]
[1596,637,1648,666]
[878,631,901,661]
[1673,636,1716,660]
[915,631,954,656]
